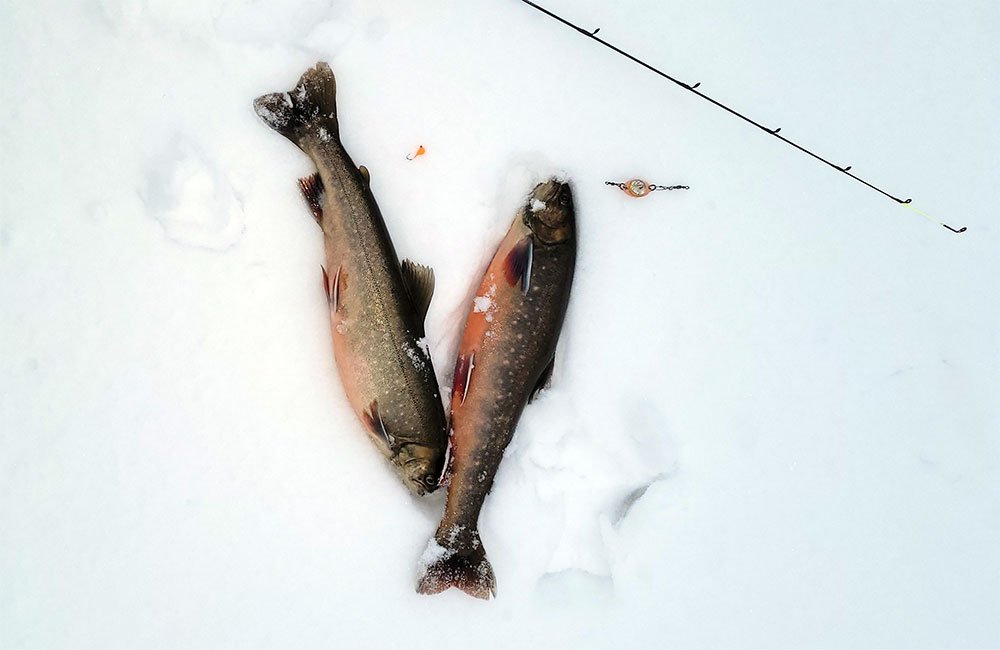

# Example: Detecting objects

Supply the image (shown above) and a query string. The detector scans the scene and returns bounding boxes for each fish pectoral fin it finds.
[529,355,555,403]
[358,165,370,184]
[362,400,394,450]
[298,172,325,226]
[400,260,436,325]
[503,235,534,296]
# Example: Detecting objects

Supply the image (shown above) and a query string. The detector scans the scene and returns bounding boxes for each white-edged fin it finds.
[332,265,342,312]
[503,235,534,296]
[321,265,331,305]
[437,431,454,487]
[362,400,393,448]
[461,352,475,405]
[523,238,533,295]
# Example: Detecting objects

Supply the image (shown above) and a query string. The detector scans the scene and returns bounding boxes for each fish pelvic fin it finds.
[416,529,496,600]
[253,61,339,148]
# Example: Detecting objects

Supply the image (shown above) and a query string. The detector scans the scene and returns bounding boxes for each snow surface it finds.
[1,0,998,647]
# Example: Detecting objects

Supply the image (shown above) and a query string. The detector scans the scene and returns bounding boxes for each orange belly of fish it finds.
[447,223,525,468]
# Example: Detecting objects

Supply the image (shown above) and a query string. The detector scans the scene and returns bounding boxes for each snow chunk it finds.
[416,538,454,575]
[473,296,492,313]
[531,199,547,211]
[403,340,427,370]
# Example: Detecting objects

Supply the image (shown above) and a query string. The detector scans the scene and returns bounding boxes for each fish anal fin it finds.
[359,165,370,184]
[503,235,534,296]
[298,173,325,226]
[529,355,554,403]
[400,259,435,325]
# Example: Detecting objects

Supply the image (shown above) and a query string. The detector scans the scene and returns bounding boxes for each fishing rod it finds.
[517,0,967,234]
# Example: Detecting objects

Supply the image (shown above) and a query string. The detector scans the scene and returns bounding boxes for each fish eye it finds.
[423,474,437,487]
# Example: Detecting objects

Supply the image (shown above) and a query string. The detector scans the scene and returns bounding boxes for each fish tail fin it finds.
[416,530,496,600]
[253,61,339,148]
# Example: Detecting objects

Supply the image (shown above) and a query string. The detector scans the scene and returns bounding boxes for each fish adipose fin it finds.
[298,173,325,225]
[503,235,534,296]
[529,355,555,403]
[416,532,496,600]
[400,260,435,325]
[253,61,339,148]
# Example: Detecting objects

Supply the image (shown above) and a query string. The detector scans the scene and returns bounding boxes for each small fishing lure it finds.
[605,179,689,198]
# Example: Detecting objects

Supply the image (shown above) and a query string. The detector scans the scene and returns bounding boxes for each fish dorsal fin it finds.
[529,355,555,403]
[298,173,324,226]
[400,259,435,324]
[359,165,370,184]
[503,235,534,296]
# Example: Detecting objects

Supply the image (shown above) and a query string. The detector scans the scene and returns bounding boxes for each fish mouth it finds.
[401,456,442,495]
[525,179,574,243]
[530,179,568,207]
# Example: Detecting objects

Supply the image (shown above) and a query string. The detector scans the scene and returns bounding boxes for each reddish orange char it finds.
[449,222,525,462]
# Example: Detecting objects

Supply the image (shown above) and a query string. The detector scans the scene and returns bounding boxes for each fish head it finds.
[523,179,575,245]
[394,443,444,495]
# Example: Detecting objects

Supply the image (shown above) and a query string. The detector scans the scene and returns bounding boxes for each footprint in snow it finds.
[142,136,245,251]
[514,395,677,582]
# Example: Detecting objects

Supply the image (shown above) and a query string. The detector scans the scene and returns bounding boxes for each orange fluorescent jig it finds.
[406,145,426,160]
[606,179,689,197]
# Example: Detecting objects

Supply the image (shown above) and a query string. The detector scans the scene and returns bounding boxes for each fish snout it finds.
[527,179,574,242]
[397,446,443,495]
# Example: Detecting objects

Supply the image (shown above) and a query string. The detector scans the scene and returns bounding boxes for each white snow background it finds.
[1,0,998,647]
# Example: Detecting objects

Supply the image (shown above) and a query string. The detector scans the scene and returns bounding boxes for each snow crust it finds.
[1,0,998,647]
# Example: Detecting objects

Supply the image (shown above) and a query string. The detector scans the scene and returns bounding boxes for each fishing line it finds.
[517,0,967,234]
